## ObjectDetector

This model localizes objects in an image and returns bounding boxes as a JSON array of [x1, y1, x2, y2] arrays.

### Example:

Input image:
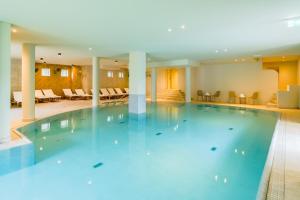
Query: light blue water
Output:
[[0, 103, 278, 200]]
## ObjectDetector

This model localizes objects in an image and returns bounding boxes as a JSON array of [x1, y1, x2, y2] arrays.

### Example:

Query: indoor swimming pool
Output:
[[0, 103, 278, 200]]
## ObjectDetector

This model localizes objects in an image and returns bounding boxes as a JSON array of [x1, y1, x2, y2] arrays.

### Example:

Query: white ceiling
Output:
[[1, 0, 300, 65]]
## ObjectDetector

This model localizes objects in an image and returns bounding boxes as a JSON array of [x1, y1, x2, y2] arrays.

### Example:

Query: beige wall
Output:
[[11, 59, 128, 96], [11, 59, 82, 96], [152, 68, 186, 92], [278, 62, 298, 90], [81, 66, 129, 94], [263, 61, 298, 90], [192, 62, 278, 104]]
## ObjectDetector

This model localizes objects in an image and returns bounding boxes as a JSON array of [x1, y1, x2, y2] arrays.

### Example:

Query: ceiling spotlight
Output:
[[43, 61, 46, 64], [88, 47, 92, 51], [58, 53, 62, 56], [40, 57, 44, 61], [168, 28, 172, 32], [12, 28, 17, 33], [180, 25, 185, 29]]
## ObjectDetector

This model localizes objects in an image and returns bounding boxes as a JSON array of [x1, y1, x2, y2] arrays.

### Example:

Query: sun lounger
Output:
[[100, 88, 112, 99], [43, 89, 61, 101], [63, 89, 80, 100], [75, 89, 92, 99], [35, 90, 49, 102], [115, 88, 127, 98], [13, 91, 22, 106]]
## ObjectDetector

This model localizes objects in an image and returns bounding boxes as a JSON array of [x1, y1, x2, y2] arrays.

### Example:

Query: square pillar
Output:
[[151, 67, 157, 102], [92, 57, 100, 106], [128, 52, 146, 114], [0, 22, 11, 143], [22, 43, 36, 121], [185, 66, 191, 102]]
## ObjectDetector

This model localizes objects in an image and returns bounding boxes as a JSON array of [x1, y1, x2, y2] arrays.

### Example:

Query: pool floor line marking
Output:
[[156, 132, 163, 136], [93, 162, 103, 168]]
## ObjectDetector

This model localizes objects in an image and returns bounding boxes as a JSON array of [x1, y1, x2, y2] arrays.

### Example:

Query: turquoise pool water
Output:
[[0, 103, 278, 200]]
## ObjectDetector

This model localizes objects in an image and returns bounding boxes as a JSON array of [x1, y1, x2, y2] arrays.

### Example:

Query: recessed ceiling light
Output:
[[11, 28, 17, 33], [215, 50, 219, 53], [58, 53, 62, 56], [40, 57, 44, 61], [180, 25, 185, 29], [43, 61, 47, 64], [168, 28, 172, 32], [89, 47, 92, 51], [224, 48, 228, 52]]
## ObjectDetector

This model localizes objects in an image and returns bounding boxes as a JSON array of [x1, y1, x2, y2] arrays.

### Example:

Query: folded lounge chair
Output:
[[43, 89, 61, 101], [63, 89, 80, 100], [75, 89, 92, 99], [35, 90, 49, 102], [13, 91, 22, 106]]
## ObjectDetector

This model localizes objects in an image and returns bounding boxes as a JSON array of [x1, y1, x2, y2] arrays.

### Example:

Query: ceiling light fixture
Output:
[[215, 50, 219, 53], [58, 53, 62, 56], [287, 18, 300, 28], [40, 57, 44, 61], [168, 28, 172, 32], [180, 25, 185, 29]]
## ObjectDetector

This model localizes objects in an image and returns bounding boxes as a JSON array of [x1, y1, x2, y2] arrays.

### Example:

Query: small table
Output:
[[204, 93, 212, 102], [239, 94, 247, 104]]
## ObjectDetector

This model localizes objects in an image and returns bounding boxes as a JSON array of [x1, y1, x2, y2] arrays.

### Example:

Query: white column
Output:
[[129, 52, 146, 114], [151, 67, 157, 102], [185, 66, 191, 103], [0, 22, 11, 143], [92, 57, 100, 106], [22, 44, 36, 121]]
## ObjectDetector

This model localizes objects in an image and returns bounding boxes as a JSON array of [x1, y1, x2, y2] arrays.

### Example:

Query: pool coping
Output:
[[2, 101, 284, 199]]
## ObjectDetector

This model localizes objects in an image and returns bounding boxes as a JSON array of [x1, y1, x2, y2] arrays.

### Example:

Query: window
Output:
[[41, 68, 50, 77], [118, 72, 124, 78], [61, 69, 69, 77], [107, 71, 113, 78]]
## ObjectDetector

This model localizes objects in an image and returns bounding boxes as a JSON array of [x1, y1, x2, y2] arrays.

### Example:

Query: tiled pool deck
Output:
[[1, 99, 299, 200]]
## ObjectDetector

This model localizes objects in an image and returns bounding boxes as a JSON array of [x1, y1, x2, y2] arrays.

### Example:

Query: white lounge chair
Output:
[[35, 90, 49, 102], [63, 89, 80, 100], [13, 91, 22, 106], [100, 88, 112, 99], [124, 88, 129, 95], [115, 88, 127, 98], [75, 89, 92, 99], [43, 89, 61, 101], [107, 88, 122, 99]]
